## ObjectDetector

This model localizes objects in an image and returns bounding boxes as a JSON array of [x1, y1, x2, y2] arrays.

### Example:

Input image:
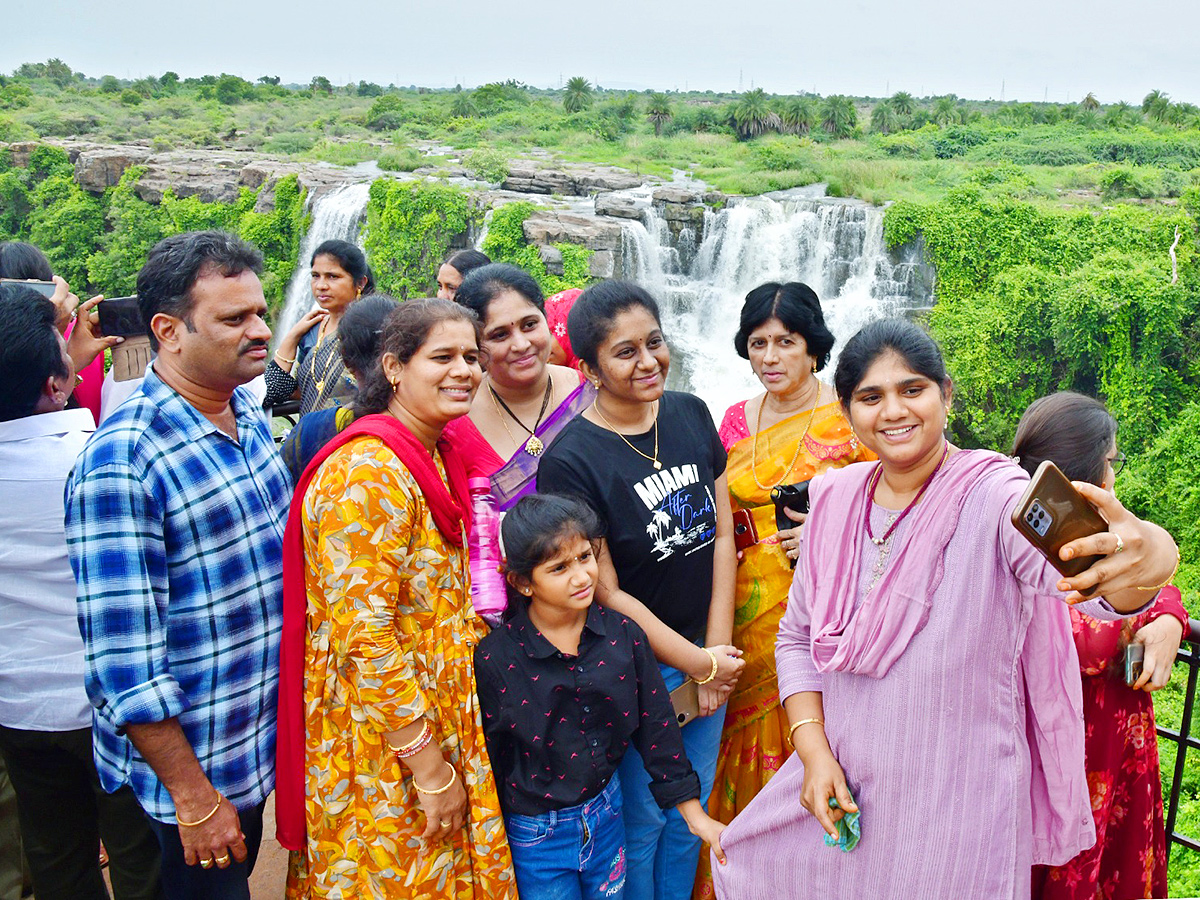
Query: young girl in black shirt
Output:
[[475, 494, 726, 899]]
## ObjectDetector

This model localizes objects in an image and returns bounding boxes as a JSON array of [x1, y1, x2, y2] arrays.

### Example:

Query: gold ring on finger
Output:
[[199, 859, 213, 869], [215, 854, 230, 865], [1113, 533, 1124, 553]]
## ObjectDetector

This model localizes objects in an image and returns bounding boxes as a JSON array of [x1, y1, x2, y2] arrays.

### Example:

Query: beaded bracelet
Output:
[[696, 649, 720, 685], [393, 727, 434, 759], [413, 763, 457, 795], [176, 793, 223, 828], [387, 722, 431, 755]]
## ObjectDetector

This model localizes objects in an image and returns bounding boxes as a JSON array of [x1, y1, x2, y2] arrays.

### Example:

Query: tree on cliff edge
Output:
[[564, 77, 594, 113]]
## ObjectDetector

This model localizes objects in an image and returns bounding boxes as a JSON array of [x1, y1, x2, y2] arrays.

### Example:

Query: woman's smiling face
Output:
[[479, 290, 551, 389]]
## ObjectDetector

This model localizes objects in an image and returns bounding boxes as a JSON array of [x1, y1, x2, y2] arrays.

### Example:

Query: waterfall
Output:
[[620, 192, 931, 419], [274, 183, 371, 345]]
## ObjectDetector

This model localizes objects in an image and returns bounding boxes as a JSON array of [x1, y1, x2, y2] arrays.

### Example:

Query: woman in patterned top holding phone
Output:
[[1013, 391, 1187, 900]]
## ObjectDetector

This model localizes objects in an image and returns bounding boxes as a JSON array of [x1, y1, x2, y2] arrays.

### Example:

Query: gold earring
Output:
[[811, 363, 817, 373], [356, 289, 362, 299], [390, 379, 399, 392], [522, 587, 531, 595]]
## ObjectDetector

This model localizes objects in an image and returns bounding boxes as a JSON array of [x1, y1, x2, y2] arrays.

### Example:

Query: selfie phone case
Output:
[[669, 679, 700, 728], [1010, 459, 1107, 578]]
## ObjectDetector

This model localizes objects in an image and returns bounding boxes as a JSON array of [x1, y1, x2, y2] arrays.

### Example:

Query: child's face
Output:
[[527, 534, 598, 615]]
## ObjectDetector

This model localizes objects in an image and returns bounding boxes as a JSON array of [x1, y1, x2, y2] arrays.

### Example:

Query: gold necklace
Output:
[[487, 374, 553, 457], [592, 399, 661, 469], [750, 382, 821, 491]]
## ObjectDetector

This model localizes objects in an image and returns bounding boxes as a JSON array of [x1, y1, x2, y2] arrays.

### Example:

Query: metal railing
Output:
[[267, 400, 302, 444], [1160, 618, 1200, 853]]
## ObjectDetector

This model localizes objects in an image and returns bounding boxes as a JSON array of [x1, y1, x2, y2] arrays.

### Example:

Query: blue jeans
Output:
[[505, 773, 627, 900], [145, 800, 263, 900], [617, 661, 725, 900]]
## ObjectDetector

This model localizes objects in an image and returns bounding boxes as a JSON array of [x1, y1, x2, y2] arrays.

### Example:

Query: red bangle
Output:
[[394, 728, 434, 759]]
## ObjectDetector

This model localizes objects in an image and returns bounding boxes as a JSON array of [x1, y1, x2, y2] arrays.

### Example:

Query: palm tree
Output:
[[450, 87, 477, 118], [563, 76, 594, 113], [732, 88, 781, 139], [1080, 92, 1101, 111], [1142, 89, 1172, 123], [820, 95, 857, 138], [1104, 101, 1140, 129], [870, 101, 901, 134], [778, 96, 816, 135], [645, 92, 673, 137], [932, 96, 958, 127], [1076, 108, 1100, 129], [889, 91, 916, 119]]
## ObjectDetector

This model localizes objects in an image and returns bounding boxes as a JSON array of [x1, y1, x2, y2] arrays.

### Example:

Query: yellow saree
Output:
[[694, 399, 872, 899]]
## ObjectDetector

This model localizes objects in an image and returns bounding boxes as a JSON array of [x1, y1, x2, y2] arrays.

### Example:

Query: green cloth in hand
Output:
[[822, 795, 861, 852]]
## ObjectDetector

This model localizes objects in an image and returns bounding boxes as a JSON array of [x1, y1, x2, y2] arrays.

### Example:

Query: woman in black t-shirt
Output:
[[537, 280, 743, 900]]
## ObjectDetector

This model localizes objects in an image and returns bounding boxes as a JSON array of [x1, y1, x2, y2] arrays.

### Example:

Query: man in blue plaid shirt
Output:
[[66, 231, 290, 898]]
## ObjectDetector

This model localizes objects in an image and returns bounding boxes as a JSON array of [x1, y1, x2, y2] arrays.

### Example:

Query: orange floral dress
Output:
[[286, 437, 516, 899]]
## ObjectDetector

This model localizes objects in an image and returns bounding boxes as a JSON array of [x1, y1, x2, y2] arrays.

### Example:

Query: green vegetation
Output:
[[481, 201, 592, 296], [0, 144, 306, 319], [4, 59, 1199, 207], [363, 179, 479, 299]]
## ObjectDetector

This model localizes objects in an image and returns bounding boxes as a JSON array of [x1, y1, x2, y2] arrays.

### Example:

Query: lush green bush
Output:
[[481, 201, 592, 295], [363, 178, 479, 298], [464, 148, 510, 184], [885, 174, 1197, 459], [377, 146, 423, 172]]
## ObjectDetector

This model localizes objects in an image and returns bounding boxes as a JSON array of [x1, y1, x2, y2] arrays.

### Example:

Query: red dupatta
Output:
[[274, 413, 476, 851]]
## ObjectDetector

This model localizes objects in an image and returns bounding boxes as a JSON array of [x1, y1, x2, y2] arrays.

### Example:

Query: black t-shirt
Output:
[[474, 603, 701, 817], [537, 391, 727, 644]]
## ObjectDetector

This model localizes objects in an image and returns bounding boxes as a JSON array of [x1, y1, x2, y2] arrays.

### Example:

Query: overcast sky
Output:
[[7, 0, 1198, 105]]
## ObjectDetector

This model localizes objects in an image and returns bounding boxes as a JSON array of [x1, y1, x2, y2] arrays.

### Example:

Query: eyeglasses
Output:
[[1107, 451, 1126, 477]]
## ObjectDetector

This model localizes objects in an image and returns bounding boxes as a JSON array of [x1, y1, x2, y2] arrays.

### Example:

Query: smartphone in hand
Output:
[[97, 296, 147, 338], [1011, 460, 1107, 578]]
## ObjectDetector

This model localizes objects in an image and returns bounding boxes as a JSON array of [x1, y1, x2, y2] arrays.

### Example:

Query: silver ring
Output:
[[440, 819, 452, 827], [1113, 533, 1125, 554]]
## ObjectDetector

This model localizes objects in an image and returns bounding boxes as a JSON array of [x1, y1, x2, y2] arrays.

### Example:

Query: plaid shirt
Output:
[[65, 367, 289, 821]]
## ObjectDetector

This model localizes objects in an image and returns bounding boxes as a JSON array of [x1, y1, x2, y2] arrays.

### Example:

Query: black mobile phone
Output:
[[97, 296, 147, 339], [771, 481, 811, 533], [1010, 460, 1107, 578], [0, 278, 56, 298]]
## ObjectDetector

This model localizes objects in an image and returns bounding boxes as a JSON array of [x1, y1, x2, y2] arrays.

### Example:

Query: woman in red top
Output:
[[1013, 391, 1187, 900]]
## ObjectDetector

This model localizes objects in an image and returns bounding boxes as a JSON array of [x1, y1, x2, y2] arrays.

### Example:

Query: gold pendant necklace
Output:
[[593, 399, 661, 469], [488, 374, 553, 457]]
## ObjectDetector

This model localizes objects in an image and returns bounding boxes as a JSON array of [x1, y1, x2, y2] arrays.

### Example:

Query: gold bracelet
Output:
[[413, 763, 457, 795], [387, 722, 431, 754], [274, 352, 295, 367], [695, 648, 720, 685], [175, 793, 223, 828], [788, 718, 825, 750], [1137, 552, 1180, 592]]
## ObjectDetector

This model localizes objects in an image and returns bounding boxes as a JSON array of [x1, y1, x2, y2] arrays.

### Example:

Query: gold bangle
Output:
[[788, 718, 825, 750], [175, 793, 223, 828], [695, 648, 720, 685], [413, 763, 457, 795], [387, 722, 431, 754], [274, 352, 295, 367], [1138, 552, 1180, 592]]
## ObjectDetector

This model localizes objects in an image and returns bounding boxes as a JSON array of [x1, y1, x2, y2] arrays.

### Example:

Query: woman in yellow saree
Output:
[[694, 282, 873, 899]]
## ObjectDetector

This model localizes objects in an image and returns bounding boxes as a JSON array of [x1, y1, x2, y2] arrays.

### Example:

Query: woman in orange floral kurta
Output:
[[282, 300, 515, 899]]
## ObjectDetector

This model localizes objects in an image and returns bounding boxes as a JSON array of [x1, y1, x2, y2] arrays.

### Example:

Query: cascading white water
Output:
[[620, 192, 929, 419], [273, 183, 371, 345]]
